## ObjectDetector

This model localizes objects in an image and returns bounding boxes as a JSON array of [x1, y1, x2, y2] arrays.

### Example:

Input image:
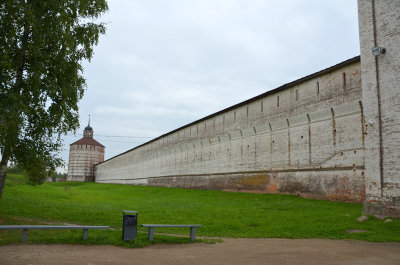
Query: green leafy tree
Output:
[[0, 0, 108, 197]]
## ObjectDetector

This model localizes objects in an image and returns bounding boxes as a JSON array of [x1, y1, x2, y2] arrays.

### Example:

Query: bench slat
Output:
[[0, 225, 109, 242], [141, 224, 202, 228], [0, 225, 109, 230], [141, 224, 202, 242]]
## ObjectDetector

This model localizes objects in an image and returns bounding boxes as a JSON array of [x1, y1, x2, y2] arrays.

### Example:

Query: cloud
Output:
[[59, 0, 360, 170]]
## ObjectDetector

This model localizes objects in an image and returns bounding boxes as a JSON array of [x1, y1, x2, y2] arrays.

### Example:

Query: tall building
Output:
[[67, 120, 105, 182]]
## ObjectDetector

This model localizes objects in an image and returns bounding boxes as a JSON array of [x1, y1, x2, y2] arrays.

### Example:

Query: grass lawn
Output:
[[0, 173, 399, 247]]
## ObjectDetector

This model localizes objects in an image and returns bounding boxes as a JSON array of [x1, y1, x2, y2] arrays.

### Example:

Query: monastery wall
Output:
[[96, 58, 365, 202]]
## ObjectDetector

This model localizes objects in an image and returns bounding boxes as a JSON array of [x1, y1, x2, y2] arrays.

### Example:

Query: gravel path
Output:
[[1, 238, 400, 265]]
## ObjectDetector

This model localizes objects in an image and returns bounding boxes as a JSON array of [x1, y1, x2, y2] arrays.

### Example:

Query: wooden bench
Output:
[[141, 224, 202, 242], [0, 225, 110, 242]]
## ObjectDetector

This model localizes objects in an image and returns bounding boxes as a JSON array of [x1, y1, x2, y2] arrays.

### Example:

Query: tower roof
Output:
[[71, 115, 105, 147], [70, 137, 105, 147]]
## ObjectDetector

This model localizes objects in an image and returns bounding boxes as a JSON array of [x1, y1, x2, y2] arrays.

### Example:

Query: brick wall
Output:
[[95, 59, 366, 202], [67, 144, 105, 182], [358, 0, 400, 217]]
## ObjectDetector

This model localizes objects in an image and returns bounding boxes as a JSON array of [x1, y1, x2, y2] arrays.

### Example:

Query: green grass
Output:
[[0, 173, 399, 247]]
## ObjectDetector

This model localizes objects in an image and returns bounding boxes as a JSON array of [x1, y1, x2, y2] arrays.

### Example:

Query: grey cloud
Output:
[[59, 0, 359, 171]]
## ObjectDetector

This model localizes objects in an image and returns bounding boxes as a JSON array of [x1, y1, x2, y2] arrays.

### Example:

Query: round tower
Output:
[[67, 119, 105, 182]]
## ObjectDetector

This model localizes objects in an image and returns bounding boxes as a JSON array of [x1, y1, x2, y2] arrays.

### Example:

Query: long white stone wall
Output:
[[96, 59, 366, 202]]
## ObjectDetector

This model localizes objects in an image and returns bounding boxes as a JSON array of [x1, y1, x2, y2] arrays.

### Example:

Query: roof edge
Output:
[[70, 137, 105, 147]]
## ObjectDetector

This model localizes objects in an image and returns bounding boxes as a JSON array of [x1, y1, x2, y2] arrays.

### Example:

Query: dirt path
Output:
[[1, 238, 400, 265]]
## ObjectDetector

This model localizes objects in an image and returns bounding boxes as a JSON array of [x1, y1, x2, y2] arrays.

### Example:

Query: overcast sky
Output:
[[61, 0, 360, 172]]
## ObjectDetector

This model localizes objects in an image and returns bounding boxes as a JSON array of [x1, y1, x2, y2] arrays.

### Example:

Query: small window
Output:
[[234, 111, 236, 122], [246, 106, 249, 117], [342, 72, 346, 89], [316, 81, 320, 95], [277, 96, 280, 107], [295, 89, 298, 101], [261, 101, 263, 112]]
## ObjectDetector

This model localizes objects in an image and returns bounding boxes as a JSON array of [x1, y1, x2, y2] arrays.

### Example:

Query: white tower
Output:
[[66, 119, 105, 182]]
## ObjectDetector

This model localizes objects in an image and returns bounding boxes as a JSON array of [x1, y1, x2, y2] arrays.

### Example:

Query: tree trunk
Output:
[[14, 22, 29, 91], [0, 149, 10, 199]]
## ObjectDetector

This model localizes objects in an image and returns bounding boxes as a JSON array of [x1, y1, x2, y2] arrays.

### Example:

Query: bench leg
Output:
[[190, 227, 196, 242], [22, 229, 28, 242], [148, 227, 154, 241], [82, 229, 88, 240]]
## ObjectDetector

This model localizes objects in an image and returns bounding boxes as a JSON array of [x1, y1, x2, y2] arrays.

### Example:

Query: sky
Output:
[[60, 0, 360, 172]]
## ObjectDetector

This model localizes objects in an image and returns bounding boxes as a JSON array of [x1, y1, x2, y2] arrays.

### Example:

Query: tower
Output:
[[66, 118, 105, 182], [358, 0, 400, 217]]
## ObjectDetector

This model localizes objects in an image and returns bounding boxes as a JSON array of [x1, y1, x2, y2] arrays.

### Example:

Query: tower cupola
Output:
[[84, 116, 93, 138]]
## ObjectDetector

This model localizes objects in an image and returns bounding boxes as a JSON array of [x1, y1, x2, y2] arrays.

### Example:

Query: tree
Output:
[[0, 0, 108, 198]]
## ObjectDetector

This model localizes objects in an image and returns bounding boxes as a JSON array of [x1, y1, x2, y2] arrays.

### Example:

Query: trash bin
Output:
[[122, 210, 138, 241]]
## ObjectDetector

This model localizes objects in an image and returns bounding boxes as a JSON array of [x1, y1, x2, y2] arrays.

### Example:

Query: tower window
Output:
[[342, 72, 346, 89], [316, 81, 320, 95], [277, 96, 280, 107]]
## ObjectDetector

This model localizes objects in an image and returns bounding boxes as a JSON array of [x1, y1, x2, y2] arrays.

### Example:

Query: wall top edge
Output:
[[97, 56, 361, 166]]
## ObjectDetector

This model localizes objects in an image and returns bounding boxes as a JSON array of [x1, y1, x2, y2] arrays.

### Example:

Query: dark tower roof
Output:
[[70, 137, 105, 147], [71, 116, 105, 147]]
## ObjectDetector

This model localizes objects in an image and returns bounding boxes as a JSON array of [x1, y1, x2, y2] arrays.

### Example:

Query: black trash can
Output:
[[122, 210, 138, 241]]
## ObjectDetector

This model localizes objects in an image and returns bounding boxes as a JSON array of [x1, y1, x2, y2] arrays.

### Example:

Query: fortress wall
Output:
[[358, 0, 400, 217], [96, 59, 365, 202], [67, 145, 105, 182]]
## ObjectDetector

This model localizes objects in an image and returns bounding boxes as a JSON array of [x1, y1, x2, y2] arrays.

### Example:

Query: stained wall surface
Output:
[[96, 58, 366, 202], [358, 0, 400, 217]]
